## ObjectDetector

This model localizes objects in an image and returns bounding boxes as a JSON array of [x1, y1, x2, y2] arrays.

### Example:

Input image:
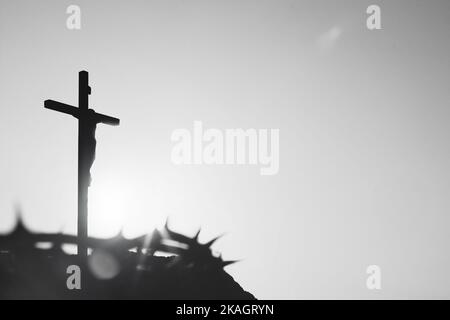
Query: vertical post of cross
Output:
[[78, 71, 90, 259]]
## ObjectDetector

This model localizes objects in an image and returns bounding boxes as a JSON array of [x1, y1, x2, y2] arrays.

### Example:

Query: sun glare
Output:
[[88, 177, 167, 239]]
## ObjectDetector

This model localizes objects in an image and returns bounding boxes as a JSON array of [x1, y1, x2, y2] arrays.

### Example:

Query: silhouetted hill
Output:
[[0, 221, 255, 300], [0, 252, 254, 299]]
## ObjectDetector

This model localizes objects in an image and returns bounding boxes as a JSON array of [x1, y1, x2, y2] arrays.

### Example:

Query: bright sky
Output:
[[1, 0, 450, 299]]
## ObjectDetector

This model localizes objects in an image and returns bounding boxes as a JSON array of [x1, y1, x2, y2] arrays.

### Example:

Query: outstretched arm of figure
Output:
[[44, 100, 80, 119], [92, 110, 120, 126]]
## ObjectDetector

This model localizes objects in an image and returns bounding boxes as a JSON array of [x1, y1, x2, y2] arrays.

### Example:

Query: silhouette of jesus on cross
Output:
[[44, 71, 120, 259]]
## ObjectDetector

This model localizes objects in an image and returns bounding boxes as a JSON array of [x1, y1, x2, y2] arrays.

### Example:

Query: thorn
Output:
[[149, 229, 162, 247], [221, 260, 239, 268], [193, 229, 201, 240], [164, 217, 170, 230], [204, 234, 224, 247], [12, 210, 29, 235], [115, 228, 125, 239], [14, 204, 23, 222]]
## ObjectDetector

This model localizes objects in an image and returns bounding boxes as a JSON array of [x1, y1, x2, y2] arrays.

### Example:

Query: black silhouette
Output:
[[44, 71, 119, 259], [0, 218, 254, 299]]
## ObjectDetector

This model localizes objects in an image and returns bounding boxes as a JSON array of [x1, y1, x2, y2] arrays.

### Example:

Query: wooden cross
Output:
[[44, 71, 120, 258]]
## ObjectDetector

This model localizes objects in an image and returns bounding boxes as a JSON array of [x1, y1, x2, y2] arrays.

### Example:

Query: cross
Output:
[[44, 71, 120, 259]]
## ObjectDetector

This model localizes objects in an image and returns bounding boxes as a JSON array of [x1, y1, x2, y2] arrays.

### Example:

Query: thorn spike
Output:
[[205, 234, 224, 247], [164, 217, 170, 230], [221, 260, 239, 268]]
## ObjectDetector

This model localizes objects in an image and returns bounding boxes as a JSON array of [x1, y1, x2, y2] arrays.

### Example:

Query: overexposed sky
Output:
[[1, 0, 450, 299]]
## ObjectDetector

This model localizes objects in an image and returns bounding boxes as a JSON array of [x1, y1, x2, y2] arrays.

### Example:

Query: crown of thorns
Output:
[[0, 217, 237, 269]]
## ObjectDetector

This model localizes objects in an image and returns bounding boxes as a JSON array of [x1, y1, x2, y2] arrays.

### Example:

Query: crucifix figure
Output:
[[44, 71, 120, 259]]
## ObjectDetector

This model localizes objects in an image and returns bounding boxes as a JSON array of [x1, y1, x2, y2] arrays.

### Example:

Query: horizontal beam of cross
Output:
[[44, 99, 120, 126]]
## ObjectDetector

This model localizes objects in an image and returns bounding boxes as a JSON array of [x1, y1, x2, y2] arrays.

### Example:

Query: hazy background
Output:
[[1, 0, 449, 299]]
